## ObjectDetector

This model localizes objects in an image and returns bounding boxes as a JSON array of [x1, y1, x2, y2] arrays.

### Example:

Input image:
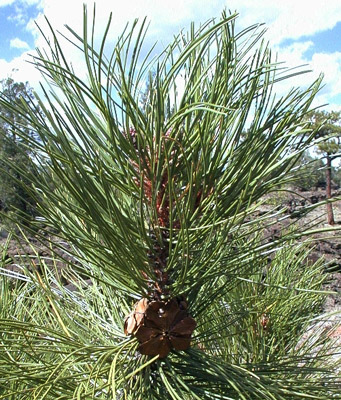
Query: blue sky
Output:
[[0, 1, 40, 61], [1, 0, 341, 111]]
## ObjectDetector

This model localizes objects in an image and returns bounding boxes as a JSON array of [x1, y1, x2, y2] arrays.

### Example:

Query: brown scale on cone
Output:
[[124, 297, 196, 358], [124, 128, 198, 357]]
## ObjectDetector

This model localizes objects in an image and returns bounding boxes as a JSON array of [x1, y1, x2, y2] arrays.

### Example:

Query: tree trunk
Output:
[[326, 153, 335, 225]]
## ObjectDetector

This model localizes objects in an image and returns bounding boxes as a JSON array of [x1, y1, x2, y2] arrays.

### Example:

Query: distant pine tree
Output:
[[0, 78, 41, 224], [306, 110, 341, 224]]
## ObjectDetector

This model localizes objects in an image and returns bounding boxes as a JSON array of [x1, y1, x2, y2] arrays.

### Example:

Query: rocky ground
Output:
[[260, 188, 341, 309], [259, 188, 341, 361]]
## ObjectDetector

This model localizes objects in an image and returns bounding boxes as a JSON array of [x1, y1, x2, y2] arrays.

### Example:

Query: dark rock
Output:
[[331, 242, 341, 250], [310, 195, 319, 204]]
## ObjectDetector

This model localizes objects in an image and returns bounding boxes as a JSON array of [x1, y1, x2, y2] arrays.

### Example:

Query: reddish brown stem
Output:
[[326, 153, 335, 226]]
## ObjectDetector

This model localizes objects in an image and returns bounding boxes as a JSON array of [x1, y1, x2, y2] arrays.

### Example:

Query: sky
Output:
[[1, 0, 341, 111]]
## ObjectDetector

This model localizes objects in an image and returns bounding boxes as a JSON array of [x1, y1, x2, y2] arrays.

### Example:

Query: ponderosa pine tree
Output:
[[0, 8, 340, 400], [0, 78, 40, 224], [306, 110, 341, 225]]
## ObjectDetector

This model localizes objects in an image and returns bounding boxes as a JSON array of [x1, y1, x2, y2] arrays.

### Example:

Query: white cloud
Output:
[[311, 52, 341, 95], [310, 52, 341, 110], [10, 37, 30, 49], [2, 0, 341, 113], [225, 0, 341, 45], [28, 0, 225, 50], [36, 0, 221, 28], [23, 0, 227, 94], [26, 0, 341, 72], [22, 0, 341, 53], [0, 0, 15, 6], [21, 0, 41, 5], [216, 1, 341, 111], [0, 50, 41, 89], [268, 39, 341, 111]]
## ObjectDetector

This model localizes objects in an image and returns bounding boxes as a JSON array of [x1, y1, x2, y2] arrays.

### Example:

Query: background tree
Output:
[[0, 78, 40, 225], [306, 110, 341, 224], [293, 151, 325, 191], [0, 9, 340, 399]]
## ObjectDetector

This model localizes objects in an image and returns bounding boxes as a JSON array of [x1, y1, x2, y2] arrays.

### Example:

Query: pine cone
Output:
[[124, 297, 196, 358]]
